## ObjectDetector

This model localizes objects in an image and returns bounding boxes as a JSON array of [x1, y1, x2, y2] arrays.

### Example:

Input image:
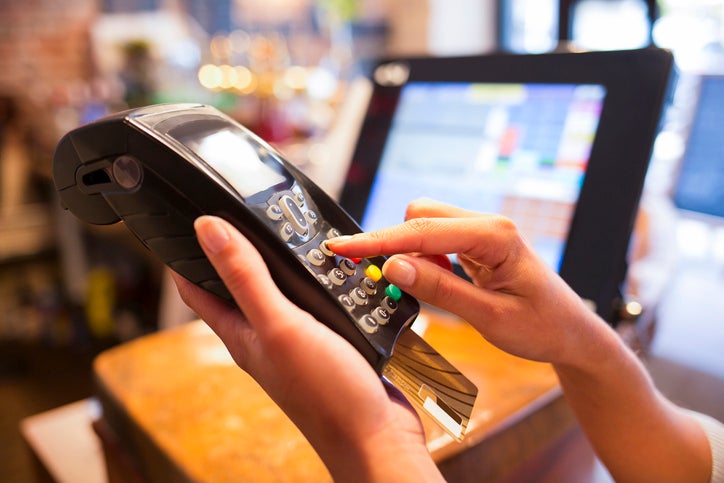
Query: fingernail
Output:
[[195, 216, 230, 254], [325, 235, 353, 252], [383, 257, 416, 287], [328, 235, 353, 244]]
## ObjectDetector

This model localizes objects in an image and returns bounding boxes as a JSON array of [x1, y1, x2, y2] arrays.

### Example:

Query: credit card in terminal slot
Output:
[[51, 103, 477, 441], [383, 328, 477, 441]]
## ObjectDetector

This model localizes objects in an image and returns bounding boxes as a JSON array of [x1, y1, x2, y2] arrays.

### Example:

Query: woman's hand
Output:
[[330, 199, 713, 483], [328, 198, 601, 368], [172, 216, 443, 482]]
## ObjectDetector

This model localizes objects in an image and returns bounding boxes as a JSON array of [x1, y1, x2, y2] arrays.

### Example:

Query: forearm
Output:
[[552, 314, 711, 483]]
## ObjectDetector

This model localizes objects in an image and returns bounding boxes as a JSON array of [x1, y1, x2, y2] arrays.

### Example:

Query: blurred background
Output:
[[0, 0, 722, 481]]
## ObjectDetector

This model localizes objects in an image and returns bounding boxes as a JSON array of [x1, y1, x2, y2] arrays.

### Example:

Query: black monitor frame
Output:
[[339, 48, 674, 323]]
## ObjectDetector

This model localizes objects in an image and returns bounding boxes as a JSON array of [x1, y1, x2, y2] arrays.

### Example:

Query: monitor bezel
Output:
[[338, 48, 674, 323]]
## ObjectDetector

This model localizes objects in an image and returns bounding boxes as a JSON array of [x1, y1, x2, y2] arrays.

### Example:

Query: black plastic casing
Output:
[[53, 104, 420, 373]]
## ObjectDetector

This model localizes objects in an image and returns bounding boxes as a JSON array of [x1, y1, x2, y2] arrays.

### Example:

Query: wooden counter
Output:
[[93, 312, 588, 482]]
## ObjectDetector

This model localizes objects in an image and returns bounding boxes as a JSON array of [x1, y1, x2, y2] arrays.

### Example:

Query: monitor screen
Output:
[[359, 81, 606, 270], [673, 75, 724, 220]]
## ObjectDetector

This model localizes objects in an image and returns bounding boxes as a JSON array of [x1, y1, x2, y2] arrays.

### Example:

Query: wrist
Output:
[[359, 430, 443, 482], [321, 423, 443, 482], [551, 304, 655, 406], [551, 302, 622, 375]]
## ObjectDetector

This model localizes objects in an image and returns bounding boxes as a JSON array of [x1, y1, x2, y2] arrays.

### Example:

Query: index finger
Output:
[[328, 215, 521, 272], [404, 198, 484, 220]]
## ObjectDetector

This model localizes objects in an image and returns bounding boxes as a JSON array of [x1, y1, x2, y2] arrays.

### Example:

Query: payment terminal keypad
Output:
[[255, 183, 406, 349]]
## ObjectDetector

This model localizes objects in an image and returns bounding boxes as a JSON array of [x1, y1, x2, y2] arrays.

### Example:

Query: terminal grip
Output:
[[103, 169, 234, 303]]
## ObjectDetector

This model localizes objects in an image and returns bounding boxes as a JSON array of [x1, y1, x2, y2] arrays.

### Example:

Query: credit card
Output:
[[383, 328, 477, 441]]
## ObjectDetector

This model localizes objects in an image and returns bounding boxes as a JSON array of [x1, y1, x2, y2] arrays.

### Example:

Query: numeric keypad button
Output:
[[349, 287, 369, 306], [381, 296, 398, 313], [339, 258, 357, 276], [305, 210, 318, 225], [266, 204, 283, 221], [280, 222, 294, 241], [358, 314, 379, 334], [317, 274, 333, 290], [327, 268, 346, 286], [319, 240, 334, 256], [371, 307, 390, 325], [306, 248, 326, 266], [338, 294, 355, 312], [360, 277, 377, 295]]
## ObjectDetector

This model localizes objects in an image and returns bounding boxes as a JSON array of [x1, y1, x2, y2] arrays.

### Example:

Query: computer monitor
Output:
[[339, 49, 674, 323], [673, 74, 724, 221]]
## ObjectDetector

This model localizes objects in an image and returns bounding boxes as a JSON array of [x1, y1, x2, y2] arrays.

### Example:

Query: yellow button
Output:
[[365, 264, 382, 282]]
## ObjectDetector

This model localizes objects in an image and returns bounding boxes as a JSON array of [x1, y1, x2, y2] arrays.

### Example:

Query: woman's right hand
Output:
[[328, 198, 605, 368]]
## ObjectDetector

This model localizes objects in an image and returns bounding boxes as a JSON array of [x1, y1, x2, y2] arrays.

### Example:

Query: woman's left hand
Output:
[[171, 216, 443, 482]]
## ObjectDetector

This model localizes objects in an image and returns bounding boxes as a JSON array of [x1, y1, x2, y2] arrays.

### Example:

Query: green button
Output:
[[385, 284, 402, 301]]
